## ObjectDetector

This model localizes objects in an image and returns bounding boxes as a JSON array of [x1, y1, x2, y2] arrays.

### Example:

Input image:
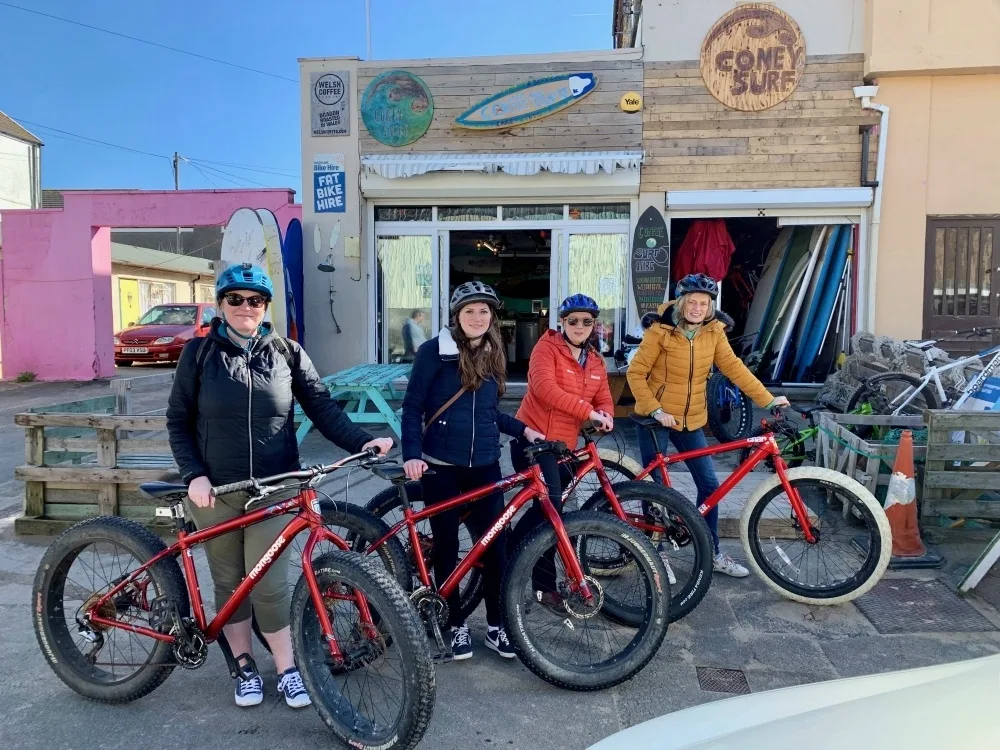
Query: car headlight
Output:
[[153, 337, 175, 345], [113, 336, 120, 345]]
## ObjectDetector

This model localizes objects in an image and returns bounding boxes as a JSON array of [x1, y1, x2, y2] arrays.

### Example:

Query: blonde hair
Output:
[[673, 295, 716, 326]]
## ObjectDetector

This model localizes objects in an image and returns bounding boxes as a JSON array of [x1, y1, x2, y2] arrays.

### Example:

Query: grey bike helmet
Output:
[[450, 281, 500, 314]]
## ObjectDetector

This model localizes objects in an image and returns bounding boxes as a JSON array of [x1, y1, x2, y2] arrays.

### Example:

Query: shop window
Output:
[[567, 233, 628, 355], [569, 203, 630, 221], [376, 236, 434, 363], [501, 205, 564, 221], [437, 206, 498, 222], [375, 206, 433, 222]]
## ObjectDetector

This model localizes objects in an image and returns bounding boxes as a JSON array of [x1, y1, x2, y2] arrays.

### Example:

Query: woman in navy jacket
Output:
[[401, 282, 542, 661]]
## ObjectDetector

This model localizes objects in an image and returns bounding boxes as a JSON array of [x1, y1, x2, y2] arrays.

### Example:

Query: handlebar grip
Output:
[[210, 479, 256, 498]]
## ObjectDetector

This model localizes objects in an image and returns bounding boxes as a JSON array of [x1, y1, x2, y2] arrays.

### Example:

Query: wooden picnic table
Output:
[[295, 363, 411, 443]]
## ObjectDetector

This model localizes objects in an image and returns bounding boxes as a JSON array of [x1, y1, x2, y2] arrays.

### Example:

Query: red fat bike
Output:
[[32, 450, 434, 750], [584, 411, 893, 616], [366, 432, 712, 626], [364, 440, 671, 691]]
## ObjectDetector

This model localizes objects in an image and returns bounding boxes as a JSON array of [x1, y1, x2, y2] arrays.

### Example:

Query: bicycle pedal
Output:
[[432, 650, 455, 664]]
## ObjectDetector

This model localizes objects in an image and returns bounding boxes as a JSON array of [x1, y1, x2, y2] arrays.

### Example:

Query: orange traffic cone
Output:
[[883, 430, 943, 568]]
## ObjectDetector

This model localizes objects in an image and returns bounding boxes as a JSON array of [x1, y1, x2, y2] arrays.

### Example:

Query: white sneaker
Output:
[[234, 654, 264, 707], [713, 552, 750, 578], [277, 667, 312, 708]]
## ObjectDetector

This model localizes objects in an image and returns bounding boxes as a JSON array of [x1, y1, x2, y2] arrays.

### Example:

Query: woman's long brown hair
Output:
[[452, 312, 508, 396]]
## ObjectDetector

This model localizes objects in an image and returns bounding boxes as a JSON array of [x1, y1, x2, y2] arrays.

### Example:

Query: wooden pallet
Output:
[[923, 410, 1000, 522]]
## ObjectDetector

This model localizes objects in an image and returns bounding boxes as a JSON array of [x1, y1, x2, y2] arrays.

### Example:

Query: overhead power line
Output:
[[0, 1, 297, 83], [11, 117, 170, 160]]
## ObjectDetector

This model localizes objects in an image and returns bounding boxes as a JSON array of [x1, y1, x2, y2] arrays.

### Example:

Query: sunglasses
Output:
[[223, 293, 268, 309], [565, 317, 595, 327]]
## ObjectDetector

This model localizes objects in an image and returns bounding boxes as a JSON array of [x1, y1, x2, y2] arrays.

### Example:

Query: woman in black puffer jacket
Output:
[[401, 282, 542, 662], [166, 263, 391, 709]]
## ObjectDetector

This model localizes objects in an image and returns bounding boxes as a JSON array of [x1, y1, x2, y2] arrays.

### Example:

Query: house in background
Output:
[[0, 111, 42, 215]]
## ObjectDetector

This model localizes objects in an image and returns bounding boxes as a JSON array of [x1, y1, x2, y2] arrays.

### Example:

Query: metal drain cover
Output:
[[855, 579, 998, 634], [696, 666, 751, 694]]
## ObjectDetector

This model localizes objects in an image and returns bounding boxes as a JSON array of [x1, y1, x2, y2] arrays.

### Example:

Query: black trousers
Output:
[[421, 462, 506, 628], [508, 437, 575, 592]]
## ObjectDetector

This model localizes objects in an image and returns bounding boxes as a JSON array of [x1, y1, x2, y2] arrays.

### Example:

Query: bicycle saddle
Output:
[[628, 413, 659, 428], [522, 440, 568, 460], [794, 405, 826, 418], [139, 482, 190, 501]]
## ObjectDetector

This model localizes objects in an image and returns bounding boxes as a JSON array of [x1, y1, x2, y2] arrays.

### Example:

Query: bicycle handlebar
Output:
[[210, 448, 381, 499]]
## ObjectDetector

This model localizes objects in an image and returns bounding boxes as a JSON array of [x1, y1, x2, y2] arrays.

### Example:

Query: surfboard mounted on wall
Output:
[[455, 73, 598, 129], [630, 206, 670, 319]]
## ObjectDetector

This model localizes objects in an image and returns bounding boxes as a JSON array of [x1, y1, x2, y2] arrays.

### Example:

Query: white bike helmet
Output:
[[450, 281, 500, 314]]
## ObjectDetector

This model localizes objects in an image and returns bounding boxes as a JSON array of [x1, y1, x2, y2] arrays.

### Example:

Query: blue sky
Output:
[[0, 0, 612, 195]]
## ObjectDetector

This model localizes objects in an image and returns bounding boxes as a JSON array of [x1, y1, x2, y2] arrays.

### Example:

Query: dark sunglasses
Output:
[[223, 293, 268, 309], [565, 317, 595, 327]]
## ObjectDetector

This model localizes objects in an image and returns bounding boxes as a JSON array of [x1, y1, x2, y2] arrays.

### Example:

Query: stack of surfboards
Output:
[[744, 224, 854, 383], [219, 208, 305, 343]]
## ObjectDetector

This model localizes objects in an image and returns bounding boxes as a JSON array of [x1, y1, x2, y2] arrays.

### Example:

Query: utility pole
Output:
[[173, 152, 181, 254], [365, 0, 372, 60]]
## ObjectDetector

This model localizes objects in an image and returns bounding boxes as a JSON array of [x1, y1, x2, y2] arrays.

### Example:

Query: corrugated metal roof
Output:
[[0, 111, 42, 146]]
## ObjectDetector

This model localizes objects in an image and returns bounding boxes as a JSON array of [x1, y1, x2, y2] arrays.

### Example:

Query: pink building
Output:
[[0, 189, 300, 381]]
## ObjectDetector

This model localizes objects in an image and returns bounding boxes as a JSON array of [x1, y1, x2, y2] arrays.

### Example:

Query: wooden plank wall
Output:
[[642, 54, 878, 192], [357, 59, 643, 154]]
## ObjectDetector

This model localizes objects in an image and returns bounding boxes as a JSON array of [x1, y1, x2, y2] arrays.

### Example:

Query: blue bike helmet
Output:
[[216, 263, 274, 300], [675, 273, 718, 300], [558, 294, 600, 318]]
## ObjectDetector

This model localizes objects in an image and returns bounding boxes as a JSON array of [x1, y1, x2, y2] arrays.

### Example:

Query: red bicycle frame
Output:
[[623, 427, 817, 544], [84, 488, 370, 663], [370, 458, 597, 602]]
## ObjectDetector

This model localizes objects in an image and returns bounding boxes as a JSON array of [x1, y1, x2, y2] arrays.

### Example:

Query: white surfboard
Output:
[[255, 208, 288, 337], [313, 224, 323, 255], [744, 227, 793, 353], [771, 226, 827, 380], [221, 208, 267, 269]]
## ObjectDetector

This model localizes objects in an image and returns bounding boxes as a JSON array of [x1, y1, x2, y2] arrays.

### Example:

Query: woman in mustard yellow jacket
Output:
[[626, 273, 788, 577]]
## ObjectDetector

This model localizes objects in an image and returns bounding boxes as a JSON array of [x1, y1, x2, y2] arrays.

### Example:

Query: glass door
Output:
[[554, 230, 629, 357], [375, 232, 439, 363]]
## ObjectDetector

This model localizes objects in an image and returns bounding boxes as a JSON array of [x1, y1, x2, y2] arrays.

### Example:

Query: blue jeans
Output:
[[636, 425, 721, 554]]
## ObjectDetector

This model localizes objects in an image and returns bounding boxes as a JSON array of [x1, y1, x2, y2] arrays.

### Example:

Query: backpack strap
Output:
[[271, 336, 295, 369]]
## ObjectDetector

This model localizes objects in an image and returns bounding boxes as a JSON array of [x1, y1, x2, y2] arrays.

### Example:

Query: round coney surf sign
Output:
[[700, 4, 806, 112]]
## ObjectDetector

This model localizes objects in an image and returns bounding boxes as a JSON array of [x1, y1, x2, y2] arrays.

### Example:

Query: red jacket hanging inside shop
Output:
[[671, 219, 735, 284]]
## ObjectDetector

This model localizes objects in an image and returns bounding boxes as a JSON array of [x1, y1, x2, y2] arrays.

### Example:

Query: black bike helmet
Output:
[[675, 273, 719, 300]]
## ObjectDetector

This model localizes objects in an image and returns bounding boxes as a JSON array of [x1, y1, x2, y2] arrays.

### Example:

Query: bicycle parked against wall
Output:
[[32, 450, 435, 750], [591, 410, 892, 613], [364, 440, 673, 690], [847, 327, 1000, 416]]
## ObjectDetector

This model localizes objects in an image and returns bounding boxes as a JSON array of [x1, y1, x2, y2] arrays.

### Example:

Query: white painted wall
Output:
[[299, 58, 365, 376], [0, 134, 33, 211], [641, 0, 866, 61]]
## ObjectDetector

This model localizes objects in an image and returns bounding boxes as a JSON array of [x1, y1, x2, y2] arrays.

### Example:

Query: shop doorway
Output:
[[449, 230, 551, 377], [670, 217, 858, 385]]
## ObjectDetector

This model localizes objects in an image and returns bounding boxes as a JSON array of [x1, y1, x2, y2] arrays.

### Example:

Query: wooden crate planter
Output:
[[817, 412, 927, 499], [922, 410, 1000, 523], [14, 412, 178, 535]]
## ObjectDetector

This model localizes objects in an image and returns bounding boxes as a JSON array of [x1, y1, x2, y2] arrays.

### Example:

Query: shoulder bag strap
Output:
[[422, 387, 466, 436]]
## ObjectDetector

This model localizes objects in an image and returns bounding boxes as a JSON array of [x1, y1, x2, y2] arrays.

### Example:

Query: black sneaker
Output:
[[277, 667, 312, 708], [485, 627, 516, 659], [234, 654, 263, 707], [533, 590, 567, 616], [450, 624, 473, 661]]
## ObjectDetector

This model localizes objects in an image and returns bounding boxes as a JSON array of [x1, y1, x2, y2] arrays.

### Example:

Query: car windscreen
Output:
[[137, 306, 198, 325]]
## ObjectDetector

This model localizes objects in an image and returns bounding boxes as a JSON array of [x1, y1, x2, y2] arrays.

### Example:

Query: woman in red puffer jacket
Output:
[[508, 295, 614, 595]]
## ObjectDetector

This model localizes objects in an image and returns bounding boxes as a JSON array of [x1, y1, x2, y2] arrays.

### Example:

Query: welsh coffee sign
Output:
[[700, 4, 806, 112]]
